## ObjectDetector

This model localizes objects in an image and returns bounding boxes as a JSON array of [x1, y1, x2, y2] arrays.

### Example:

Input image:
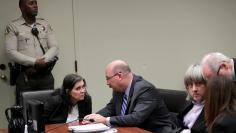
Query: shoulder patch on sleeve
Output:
[[4, 26, 11, 35]]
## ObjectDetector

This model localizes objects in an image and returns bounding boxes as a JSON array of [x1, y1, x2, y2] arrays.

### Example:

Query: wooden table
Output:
[[0, 122, 151, 133]]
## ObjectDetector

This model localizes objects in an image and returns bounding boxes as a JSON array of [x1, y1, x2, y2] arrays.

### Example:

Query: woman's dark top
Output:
[[212, 112, 236, 133]]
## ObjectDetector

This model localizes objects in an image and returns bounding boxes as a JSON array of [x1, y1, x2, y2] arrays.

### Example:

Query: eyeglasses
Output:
[[106, 73, 119, 80], [216, 65, 222, 76]]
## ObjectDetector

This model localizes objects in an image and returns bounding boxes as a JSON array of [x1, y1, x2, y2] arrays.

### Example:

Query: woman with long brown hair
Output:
[[205, 76, 236, 133]]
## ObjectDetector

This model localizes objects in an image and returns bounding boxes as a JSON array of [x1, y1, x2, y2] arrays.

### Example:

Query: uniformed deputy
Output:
[[5, 0, 59, 105]]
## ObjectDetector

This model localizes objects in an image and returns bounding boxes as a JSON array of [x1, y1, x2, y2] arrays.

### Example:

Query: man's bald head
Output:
[[106, 60, 131, 74]]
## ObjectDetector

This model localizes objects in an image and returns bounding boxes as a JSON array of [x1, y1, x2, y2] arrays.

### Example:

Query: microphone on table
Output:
[[45, 117, 95, 133]]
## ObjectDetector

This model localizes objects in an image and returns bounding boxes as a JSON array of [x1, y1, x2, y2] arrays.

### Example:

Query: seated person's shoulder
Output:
[[214, 112, 236, 127], [46, 89, 63, 104]]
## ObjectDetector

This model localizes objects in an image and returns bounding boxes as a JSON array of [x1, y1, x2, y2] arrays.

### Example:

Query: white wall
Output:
[[1, 0, 236, 128], [76, 0, 236, 111]]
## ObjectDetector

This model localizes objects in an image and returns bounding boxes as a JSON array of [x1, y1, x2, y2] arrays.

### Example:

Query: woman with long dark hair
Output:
[[205, 76, 236, 133], [43, 73, 92, 123]]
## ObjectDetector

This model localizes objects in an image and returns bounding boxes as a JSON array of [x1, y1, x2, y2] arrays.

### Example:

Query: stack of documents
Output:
[[68, 123, 110, 132]]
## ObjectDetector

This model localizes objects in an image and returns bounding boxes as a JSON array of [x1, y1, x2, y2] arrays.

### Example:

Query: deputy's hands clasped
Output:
[[35, 57, 47, 68]]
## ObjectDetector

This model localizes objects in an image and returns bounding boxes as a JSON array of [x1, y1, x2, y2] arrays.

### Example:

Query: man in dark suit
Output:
[[83, 60, 175, 133], [178, 103, 207, 133], [177, 64, 207, 133], [201, 52, 236, 82]]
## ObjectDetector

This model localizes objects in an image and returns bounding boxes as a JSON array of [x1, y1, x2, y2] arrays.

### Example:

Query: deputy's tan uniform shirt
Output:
[[5, 16, 59, 66]]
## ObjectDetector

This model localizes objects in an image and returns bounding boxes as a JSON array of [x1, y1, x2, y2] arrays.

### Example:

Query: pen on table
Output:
[[79, 118, 95, 122]]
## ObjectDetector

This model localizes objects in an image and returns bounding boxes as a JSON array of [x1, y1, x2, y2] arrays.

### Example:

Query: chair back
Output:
[[21, 90, 54, 121], [157, 88, 188, 126]]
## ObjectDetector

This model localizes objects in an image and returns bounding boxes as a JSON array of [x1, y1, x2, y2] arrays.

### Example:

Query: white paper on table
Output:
[[68, 123, 110, 133]]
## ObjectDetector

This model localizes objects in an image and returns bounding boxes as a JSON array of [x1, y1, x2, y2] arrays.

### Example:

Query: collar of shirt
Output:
[[124, 78, 132, 98], [18, 16, 41, 26], [183, 102, 204, 129]]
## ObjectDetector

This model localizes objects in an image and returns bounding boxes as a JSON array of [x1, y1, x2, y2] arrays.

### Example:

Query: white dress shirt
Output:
[[66, 104, 79, 123], [183, 101, 204, 129]]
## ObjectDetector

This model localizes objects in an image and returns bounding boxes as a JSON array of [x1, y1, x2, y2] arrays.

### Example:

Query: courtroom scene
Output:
[[0, 0, 236, 133]]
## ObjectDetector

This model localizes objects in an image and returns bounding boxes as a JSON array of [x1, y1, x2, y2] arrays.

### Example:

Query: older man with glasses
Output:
[[83, 60, 176, 133], [200, 52, 236, 81]]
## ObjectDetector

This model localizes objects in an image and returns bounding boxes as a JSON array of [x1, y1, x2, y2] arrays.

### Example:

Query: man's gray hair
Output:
[[201, 52, 231, 73]]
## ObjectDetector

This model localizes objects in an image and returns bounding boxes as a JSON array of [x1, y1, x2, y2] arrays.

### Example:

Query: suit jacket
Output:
[[212, 112, 236, 133], [97, 75, 175, 133], [178, 102, 207, 133], [43, 89, 92, 124]]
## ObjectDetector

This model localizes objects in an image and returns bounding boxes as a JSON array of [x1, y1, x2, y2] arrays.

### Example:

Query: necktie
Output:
[[121, 94, 127, 116]]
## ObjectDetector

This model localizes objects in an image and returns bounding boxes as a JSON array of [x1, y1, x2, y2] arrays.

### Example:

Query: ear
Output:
[[221, 62, 231, 70], [117, 72, 123, 79]]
